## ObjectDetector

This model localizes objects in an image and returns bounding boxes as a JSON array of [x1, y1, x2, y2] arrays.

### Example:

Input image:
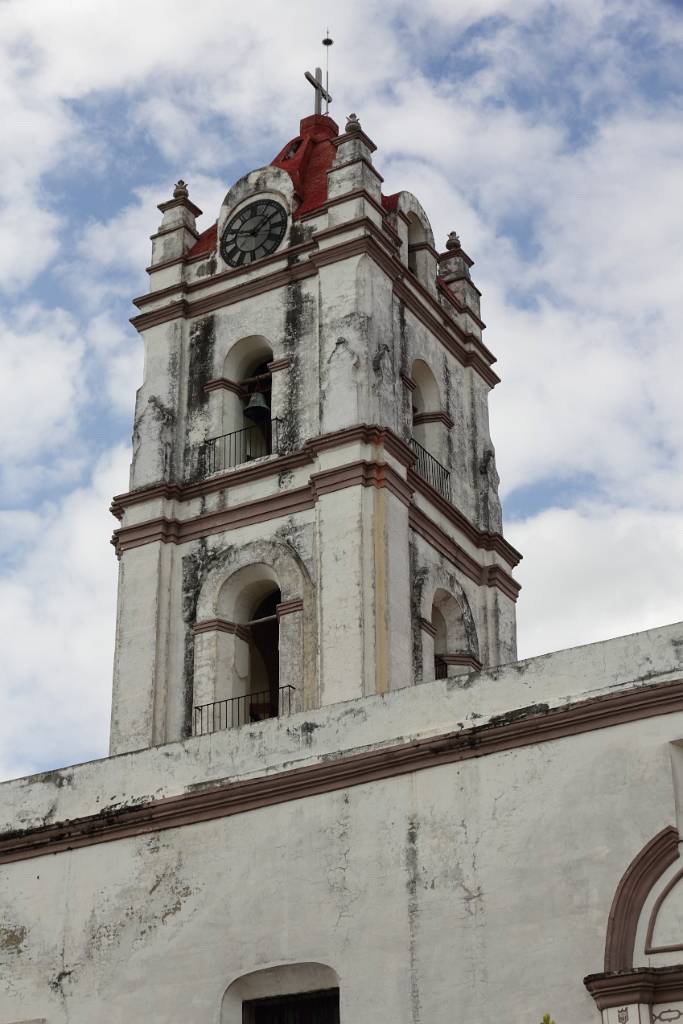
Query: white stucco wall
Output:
[[2, 623, 683, 1024]]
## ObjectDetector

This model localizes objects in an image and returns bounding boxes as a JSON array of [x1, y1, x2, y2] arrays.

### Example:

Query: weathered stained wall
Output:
[[2, 623, 683, 1023]]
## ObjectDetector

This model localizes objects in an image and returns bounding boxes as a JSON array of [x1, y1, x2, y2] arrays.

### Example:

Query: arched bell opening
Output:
[[216, 336, 275, 470], [239, 358, 273, 462]]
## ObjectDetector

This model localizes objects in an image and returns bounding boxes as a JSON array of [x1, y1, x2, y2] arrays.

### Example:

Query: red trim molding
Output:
[[585, 966, 683, 1009], [409, 505, 521, 600], [310, 460, 413, 507], [418, 617, 437, 637], [110, 449, 312, 519], [442, 653, 482, 671], [2, 678, 682, 866], [204, 377, 244, 395], [408, 468, 522, 568], [193, 619, 251, 642], [112, 486, 316, 555], [267, 357, 291, 373], [276, 598, 304, 619], [131, 222, 499, 389], [401, 373, 416, 392], [413, 410, 455, 429], [604, 825, 680, 971]]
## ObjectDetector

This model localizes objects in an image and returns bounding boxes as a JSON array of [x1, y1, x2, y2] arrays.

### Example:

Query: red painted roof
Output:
[[271, 114, 339, 218], [187, 222, 217, 259], [186, 114, 395, 259]]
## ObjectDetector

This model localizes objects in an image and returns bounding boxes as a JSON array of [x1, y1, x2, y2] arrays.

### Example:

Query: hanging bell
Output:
[[243, 392, 271, 423]]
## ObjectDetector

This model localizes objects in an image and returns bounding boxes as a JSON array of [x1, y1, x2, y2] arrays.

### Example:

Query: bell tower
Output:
[[109, 102, 521, 756]]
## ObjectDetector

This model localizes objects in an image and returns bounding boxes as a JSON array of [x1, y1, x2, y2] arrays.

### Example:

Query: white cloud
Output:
[[0, 445, 128, 781], [509, 503, 683, 659], [0, 304, 84, 463], [1, 0, 682, 778]]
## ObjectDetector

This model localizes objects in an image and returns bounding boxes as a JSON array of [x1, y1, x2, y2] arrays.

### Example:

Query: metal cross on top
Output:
[[304, 67, 332, 116]]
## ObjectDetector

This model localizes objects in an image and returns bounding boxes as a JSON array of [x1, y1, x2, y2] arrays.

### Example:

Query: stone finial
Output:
[[173, 180, 189, 199], [345, 113, 361, 133], [446, 231, 461, 251]]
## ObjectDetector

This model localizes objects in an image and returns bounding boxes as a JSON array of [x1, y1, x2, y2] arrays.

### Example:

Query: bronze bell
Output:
[[243, 392, 271, 423]]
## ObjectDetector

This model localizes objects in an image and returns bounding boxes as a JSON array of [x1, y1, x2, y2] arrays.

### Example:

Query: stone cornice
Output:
[[2, 678, 682, 865], [131, 220, 499, 389], [407, 468, 522, 569], [110, 426, 520, 582], [298, 187, 387, 224], [157, 196, 203, 218], [585, 965, 683, 1009], [112, 479, 519, 598]]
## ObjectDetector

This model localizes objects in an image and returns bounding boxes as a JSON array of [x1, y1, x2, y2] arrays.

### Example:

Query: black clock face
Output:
[[220, 199, 287, 267]]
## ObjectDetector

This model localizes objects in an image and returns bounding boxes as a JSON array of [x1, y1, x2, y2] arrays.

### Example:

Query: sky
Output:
[[0, 0, 682, 781]]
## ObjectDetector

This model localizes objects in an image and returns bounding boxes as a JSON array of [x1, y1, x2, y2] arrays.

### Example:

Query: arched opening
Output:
[[206, 336, 275, 473], [407, 212, 426, 277], [410, 359, 451, 499], [431, 587, 471, 679], [221, 965, 341, 1024], [246, 586, 281, 718], [219, 568, 282, 723]]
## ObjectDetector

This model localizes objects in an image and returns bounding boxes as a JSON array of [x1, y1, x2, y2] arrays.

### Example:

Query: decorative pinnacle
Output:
[[345, 112, 362, 133], [446, 231, 461, 251], [173, 180, 189, 199]]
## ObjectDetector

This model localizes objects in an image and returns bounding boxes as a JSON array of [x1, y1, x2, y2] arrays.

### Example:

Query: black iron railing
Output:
[[194, 684, 296, 736], [199, 419, 281, 476], [410, 437, 452, 501]]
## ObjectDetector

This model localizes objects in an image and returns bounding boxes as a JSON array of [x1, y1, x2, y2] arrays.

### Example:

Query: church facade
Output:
[[1, 100, 683, 1024]]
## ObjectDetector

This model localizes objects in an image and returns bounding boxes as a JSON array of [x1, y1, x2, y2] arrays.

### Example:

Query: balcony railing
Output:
[[199, 419, 282, 476], [410, 437, 452, 501], [194, 685, 296, 736]]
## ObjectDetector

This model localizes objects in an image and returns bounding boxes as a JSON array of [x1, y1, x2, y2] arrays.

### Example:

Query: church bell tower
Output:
[[109, 91, 521, 755]]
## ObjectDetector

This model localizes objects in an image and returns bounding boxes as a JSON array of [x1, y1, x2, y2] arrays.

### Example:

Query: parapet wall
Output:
[[2, 620, 682, 839]]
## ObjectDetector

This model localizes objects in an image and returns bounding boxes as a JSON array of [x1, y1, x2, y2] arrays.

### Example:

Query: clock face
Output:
[[220, 199, 287, 267]]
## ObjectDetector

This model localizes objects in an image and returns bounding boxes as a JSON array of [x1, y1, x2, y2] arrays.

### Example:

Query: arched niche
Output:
[[220, 963, 340, 1024], [192, 540, 311, 731], [431, 587, 477, 679], [390, 190, 436, 292], [414, 566, 480, 682]]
